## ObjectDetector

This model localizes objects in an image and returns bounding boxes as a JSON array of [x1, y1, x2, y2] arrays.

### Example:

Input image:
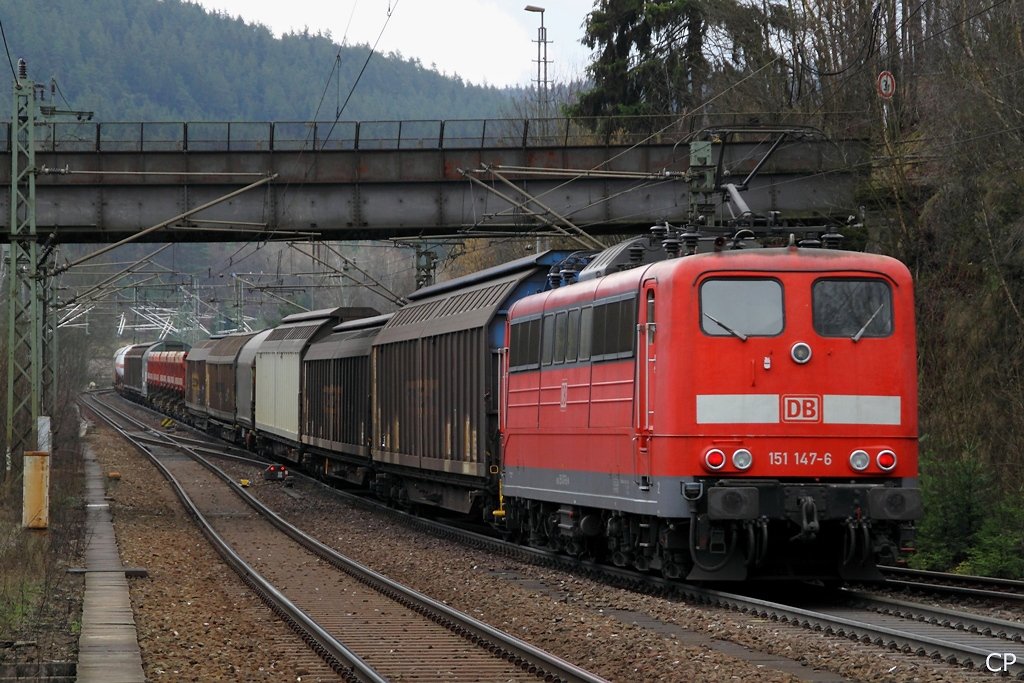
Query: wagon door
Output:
[[634, 280, 657, 489]]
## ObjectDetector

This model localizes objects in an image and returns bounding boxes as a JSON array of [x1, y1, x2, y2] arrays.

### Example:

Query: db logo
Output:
[[782, 395, 821, 422]]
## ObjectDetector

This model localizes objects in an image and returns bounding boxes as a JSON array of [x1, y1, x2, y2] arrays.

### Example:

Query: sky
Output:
[[194, 0, 597, 88]]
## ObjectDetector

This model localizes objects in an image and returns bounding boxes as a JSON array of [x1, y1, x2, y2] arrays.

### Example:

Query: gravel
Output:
[[89, 429, 332, 682], [87, 421, 994, 682]]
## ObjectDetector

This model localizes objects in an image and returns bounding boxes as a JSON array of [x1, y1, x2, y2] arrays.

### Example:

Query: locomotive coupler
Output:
[[791, 496, 820, 542]]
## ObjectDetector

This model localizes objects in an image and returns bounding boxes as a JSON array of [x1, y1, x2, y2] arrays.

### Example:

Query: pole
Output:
[[524, 6, 550, 131], [6, 60, 42, 476]]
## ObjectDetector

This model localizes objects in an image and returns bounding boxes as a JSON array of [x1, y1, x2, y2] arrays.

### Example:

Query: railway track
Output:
[[290, 472, 1024, 679], [879, 565, 1024, 602], [82, 392, 608, 683], [92, 391, 1024, 679], [692, 587, 1024, 679]]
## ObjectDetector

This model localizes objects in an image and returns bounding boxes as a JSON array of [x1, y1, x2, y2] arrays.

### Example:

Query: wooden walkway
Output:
[[77, 446, 146, 683]]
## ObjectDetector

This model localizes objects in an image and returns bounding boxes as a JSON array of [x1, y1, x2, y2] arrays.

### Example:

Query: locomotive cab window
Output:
[[700, 278, 783, 338], [553, 311, 569, 364], [541, 314, 555, 365], [578, 307, 593, 361], [591, 295, 637, 361], [565, 309, 581, 362], [813, 279, 893, 338], [509, 317, 541, 371]]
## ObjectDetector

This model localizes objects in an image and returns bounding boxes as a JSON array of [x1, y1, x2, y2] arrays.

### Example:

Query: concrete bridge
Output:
[[1, 116, 867, 245]]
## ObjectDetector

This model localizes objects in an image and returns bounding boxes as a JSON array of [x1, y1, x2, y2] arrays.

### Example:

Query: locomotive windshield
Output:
[[700, 278, 783, 337], [813, 279, 893, 338]]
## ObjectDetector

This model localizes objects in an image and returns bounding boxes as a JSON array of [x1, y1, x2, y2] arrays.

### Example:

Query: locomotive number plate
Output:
[[768, 451, 832, 467]]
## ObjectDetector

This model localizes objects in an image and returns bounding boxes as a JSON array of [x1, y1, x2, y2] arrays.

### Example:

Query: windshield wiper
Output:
[[851, 303, 885, 342], [703, 312, 748, 341]]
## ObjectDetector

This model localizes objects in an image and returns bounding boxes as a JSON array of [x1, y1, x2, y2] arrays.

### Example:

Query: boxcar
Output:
[[145, 349, 188, 417], [206, 331, 261, 441], [253, 307, 378, 461], [123, 340, 189, 401], [185, 337, 220, 428], [113, 344, 132, 389], [301, 314, 392, 485], [235, 328, 274, 441], [370, 251, 573, 516]]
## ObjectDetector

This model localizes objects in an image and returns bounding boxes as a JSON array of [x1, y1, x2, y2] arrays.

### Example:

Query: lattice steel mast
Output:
[[5, 59, 43, 474], [4, 61, 81, 475]]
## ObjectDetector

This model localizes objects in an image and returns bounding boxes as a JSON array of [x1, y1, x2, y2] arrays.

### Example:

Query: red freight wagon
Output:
[[145, 349, 188, 417]]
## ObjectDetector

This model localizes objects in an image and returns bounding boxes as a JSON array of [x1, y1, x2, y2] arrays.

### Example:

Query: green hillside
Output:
[[0, 0, 519, 121]]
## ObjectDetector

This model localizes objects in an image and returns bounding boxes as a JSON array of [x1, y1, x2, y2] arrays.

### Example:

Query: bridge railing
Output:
[[0, 112, 836, 153]]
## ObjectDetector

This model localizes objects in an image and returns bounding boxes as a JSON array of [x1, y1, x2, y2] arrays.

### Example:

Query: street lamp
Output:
[[524, 5, 550, 120]]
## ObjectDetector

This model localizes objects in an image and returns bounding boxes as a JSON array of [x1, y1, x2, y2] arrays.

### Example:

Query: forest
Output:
[[566, 0, 1024, 578], [2, 0, 1023, 578], [0, 0, 519, 121]]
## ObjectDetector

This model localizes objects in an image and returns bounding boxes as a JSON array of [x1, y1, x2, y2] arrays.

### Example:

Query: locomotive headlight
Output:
[[849, 449, 870, 471], [791, 341, 812, 364], [703, 448, 726, 471], [876, 449, 897, 471], [731, 448, 753, 470]]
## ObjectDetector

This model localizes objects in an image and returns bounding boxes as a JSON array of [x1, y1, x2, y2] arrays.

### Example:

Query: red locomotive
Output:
[[499, 238, 920, 581], [114, 233, 920, 583]]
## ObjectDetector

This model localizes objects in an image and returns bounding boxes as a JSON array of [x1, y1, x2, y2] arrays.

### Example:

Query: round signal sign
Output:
[[877, 71, 896, 99]]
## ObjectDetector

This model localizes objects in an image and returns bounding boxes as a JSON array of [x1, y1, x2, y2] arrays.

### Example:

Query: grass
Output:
[[0, 424, 87, 661]]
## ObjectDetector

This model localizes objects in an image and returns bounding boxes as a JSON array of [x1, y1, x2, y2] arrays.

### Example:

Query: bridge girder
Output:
[[0, 134, 866, 244]]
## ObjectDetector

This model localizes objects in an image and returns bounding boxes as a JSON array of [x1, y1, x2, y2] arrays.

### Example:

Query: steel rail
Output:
[[842, 589, 1024, 642], [80, 393, 386, 683], [313, 482, 1024, 680], [93, 390, 1024, 679], [87, 392, 608, 683], [884, 578, 1024, 603], [680, 586, 1024, 678], [162, 435, 608, 682], [880, 565, 1024, 601], [883, 565, 1024, 588], [130, 431, 262, 466]]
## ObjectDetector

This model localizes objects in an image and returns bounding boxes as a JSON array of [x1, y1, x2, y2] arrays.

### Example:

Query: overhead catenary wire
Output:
[[242, 1, 397, 274], [79, 3, 1010, 312], [288, 241, 404, 306], [319, 0, 399, 151], [0, 18, 18, 84], [53, 174, 277, 276], [462, 56, 786, 240]]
